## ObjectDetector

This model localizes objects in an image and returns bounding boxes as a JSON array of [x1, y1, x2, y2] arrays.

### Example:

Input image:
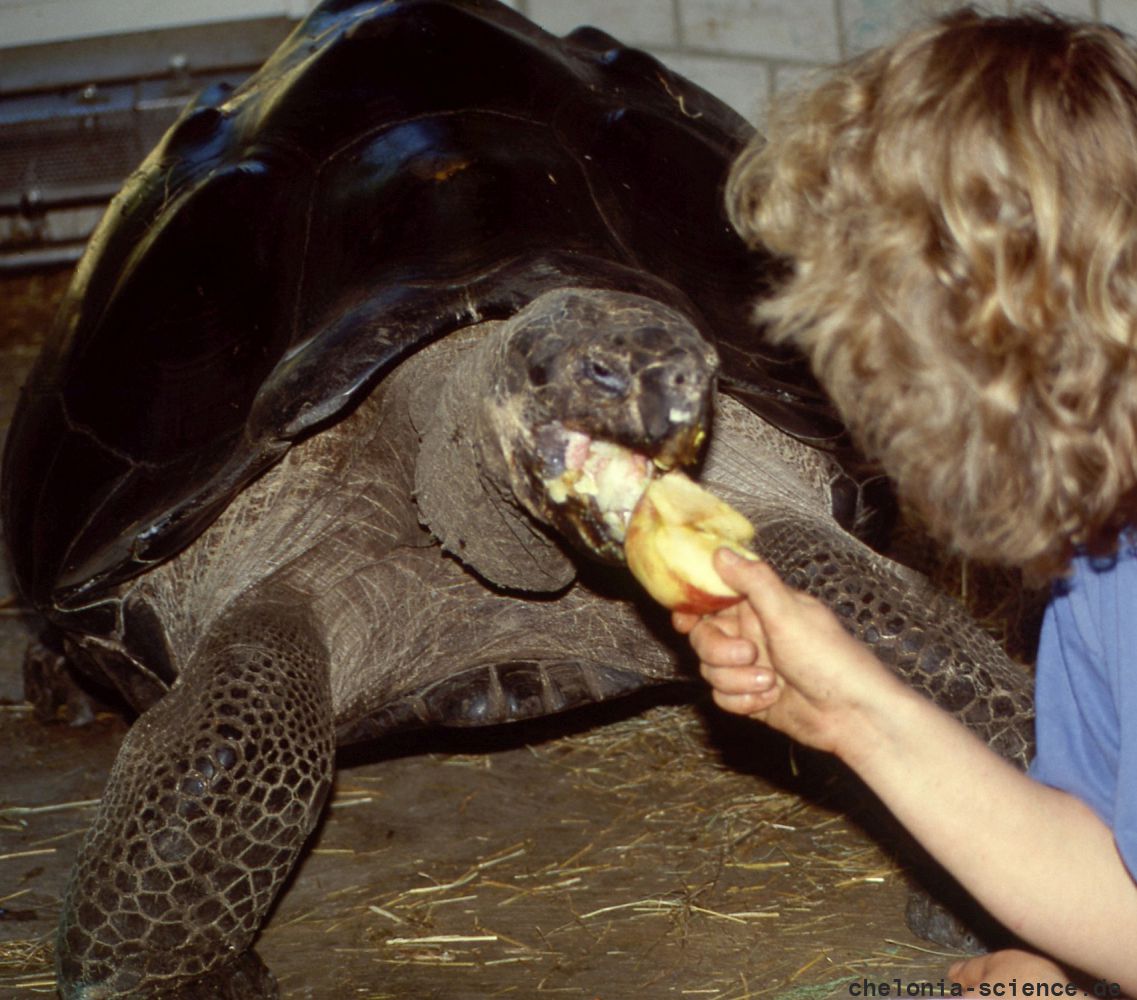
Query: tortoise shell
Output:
[[2, 0, 860, 614]]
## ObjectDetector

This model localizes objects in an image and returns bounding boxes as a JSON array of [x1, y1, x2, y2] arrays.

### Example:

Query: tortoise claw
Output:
[[61, 951, 279, 1000]]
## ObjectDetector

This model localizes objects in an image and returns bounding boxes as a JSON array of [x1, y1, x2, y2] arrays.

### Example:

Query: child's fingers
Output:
[[688, 618, 757, 668], [709, 550, 818, 636], [716, 549, 835, 656], [672, 606, 742, 637], [713, 550, 798, 629], [734, 591, 772, 666], [671, 610, 700, 634], [711, 686, 780, 718], [700, 663, 777, 696]]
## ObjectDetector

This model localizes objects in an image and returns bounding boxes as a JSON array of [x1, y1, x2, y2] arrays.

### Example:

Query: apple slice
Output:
[[624, 471, 759, 613]]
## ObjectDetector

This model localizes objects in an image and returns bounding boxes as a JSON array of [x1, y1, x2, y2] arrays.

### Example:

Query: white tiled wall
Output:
[[4, 0, 1137, 125], [514, 0, 1137, 126]]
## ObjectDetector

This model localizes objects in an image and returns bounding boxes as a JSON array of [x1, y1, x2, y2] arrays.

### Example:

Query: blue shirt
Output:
[[1029, 546, 1137, 881]]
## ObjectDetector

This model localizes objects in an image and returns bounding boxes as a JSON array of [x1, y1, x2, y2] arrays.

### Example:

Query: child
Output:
[[676, 8, 1137, 992]]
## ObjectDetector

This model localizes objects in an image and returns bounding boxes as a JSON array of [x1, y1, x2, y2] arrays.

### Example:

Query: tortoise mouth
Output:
[[536, 423, 705, 563]]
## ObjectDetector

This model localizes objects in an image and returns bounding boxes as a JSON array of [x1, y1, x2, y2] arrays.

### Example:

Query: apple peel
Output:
[[624, 470, 759, 614]]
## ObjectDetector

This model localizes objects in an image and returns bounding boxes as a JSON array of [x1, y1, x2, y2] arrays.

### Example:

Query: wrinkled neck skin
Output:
[[411, 322, 577, 594]]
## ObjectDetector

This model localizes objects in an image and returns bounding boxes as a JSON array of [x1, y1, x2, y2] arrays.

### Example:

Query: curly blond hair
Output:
[[727, 7, 1137, 578]]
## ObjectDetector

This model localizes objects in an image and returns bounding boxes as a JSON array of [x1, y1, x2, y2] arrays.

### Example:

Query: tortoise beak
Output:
[[634, 359, 713, 470], [649, 422, 707, 472]]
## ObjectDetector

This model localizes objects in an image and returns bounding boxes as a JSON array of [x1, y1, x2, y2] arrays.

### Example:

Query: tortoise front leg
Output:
[[56, 601, 334, 999], [753, 516, 1034, 767]]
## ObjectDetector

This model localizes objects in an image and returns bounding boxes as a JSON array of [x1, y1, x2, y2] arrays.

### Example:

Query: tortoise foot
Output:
[[150, 954, 278, 1000], [905, 886, 1015, 955], [61, 950, 278, 1000], [152, 951, 279, 1000]]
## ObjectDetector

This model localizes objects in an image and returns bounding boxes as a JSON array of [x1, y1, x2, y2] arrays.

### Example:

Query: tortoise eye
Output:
[[579, 357, 628, 396]]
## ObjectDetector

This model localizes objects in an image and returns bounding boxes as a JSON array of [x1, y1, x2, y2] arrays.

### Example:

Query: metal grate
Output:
[[0, 70, 254, 270]]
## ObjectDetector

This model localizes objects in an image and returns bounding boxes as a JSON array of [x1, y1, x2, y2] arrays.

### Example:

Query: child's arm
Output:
[[680, 550, 1137, 993]]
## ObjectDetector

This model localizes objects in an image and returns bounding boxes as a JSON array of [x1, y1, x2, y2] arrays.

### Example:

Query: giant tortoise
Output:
[[1, 0, 1034, 996]]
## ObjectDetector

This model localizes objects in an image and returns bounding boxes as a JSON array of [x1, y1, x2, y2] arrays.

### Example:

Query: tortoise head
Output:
[[483, 287, 719, 564]]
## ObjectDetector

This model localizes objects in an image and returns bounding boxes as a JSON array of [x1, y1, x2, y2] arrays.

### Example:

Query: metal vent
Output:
[[0, 17, 298, 271], [0, 72, 248, 270]]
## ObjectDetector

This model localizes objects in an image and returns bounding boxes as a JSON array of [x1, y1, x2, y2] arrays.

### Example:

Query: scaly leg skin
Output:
[[56, 601, 334, 999]]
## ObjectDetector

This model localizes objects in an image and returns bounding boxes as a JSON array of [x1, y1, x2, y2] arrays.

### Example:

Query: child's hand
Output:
[[673, 586, 782, 714], [674, 549, 901, 757], [949, 950, 1078, 993]]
